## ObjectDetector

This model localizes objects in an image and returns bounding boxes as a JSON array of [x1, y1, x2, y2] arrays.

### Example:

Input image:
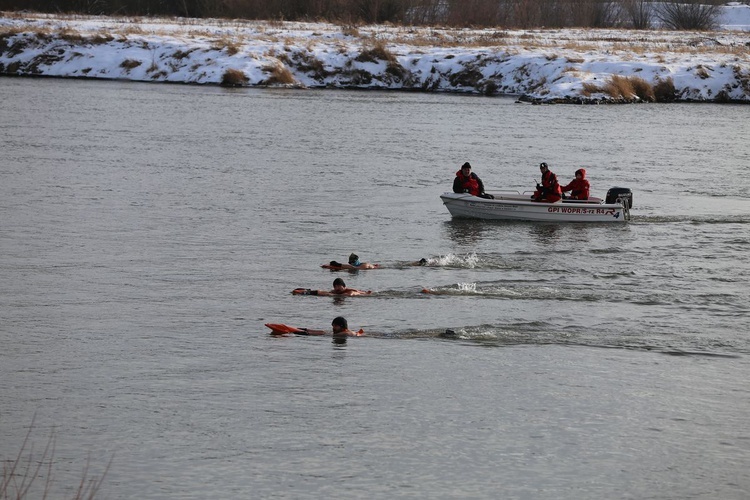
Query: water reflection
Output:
[[442, 219, 494, 245], [529, 224, 563, 245]]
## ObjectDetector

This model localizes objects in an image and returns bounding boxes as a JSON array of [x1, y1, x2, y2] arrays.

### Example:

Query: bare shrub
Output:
[[569, 0, 622, 28], [290, 50, 329, 80], [56, 26, 86, 43], [1, 418, 111, 500], [622, 0, 652, 29], [449, 66, 484, 88], [656, 0, 720, 30], [356, 40, 397, 64], [653, 76, 677, 102], [344, 68, 374, 85], [221, 68, 248, 86], [714, 89, 731, 103], [733, 65, 750, 94], [1, 35, 28, 58], [385, 60, 408, 81], [341, 25, 360, 38], [120, 58, 142, 69], [90, 33, 115, 45], [172, 49, 195, 60], [629, 76, 655, 101]]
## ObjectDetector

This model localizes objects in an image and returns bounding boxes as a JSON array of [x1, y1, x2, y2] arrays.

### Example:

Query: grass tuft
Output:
[[355, 39, 397, 64], [695, 65, 711, 79], [629, 75, 655, 101], [580, 81, 602, 96], [221, 68, 249, 86], [120, 58, 142, 70], [261, 62, 295, 85], [212, 36, 242, 56], [653, 76, 677, 102]]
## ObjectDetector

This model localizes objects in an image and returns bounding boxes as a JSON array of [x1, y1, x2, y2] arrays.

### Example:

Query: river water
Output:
[[1, 77, 749, 499]]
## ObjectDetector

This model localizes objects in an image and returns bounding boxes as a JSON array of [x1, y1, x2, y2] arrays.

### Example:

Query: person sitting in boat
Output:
[[560, 168, 590, 200], [324, 253, 380, 270], [293, 277, 372, 296], [532, 162, 562, 203], [453, 162, 494, 199]]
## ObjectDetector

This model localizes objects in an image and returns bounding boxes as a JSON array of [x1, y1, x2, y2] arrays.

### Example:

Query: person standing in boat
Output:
[[532, 162, 562, 203], [561, 168, 590, 200], [453, 162, 493, 198]]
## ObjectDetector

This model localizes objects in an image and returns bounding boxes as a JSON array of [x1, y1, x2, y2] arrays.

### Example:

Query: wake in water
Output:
[[368, 323, 745, 357], [391, 252, 480, 269]]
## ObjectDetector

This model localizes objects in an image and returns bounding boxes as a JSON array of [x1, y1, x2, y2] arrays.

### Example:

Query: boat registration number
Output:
[[548, 207, 616, 215]]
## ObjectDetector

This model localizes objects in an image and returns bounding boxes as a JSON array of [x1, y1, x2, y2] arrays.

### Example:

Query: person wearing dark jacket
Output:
[[453, 162, 493, 198], [532, 162, 562, 203], [561, 168, 590, 200]]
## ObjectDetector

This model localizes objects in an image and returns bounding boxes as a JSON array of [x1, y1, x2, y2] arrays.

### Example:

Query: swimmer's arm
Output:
[[299, 328, 327, 336]]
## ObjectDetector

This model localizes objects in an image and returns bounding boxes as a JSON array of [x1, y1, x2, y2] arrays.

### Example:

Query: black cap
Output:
[[462, 162, 471, 169]]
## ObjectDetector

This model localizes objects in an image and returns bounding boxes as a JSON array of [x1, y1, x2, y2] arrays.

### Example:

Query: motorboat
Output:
[[440, 187, 632, 222]]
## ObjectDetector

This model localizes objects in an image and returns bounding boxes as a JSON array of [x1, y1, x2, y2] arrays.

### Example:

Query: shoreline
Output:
[[2, 13, 749, 104], [5, 72, 750, 105]]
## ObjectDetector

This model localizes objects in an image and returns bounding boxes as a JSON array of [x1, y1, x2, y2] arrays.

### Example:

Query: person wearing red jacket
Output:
[[532, 162, 562, 202], [453, 162, 492, 198], [561, 168, 590, 200]]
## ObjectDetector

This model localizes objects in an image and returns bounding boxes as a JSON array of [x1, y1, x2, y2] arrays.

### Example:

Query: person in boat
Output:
[[296, 317, 364, 337], [532, 162, 562, 203], [560, 168, 590, 200], [324, 253, 380, 270], [294, 277, 371, 296], [452, 162, 494, 199]]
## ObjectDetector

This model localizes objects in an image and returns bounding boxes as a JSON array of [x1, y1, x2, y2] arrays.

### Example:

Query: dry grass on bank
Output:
[[220, 68, 248, 86], [260, 62, 295, 85], [2, 11, 748, 58], [582, 74, 676, 101]]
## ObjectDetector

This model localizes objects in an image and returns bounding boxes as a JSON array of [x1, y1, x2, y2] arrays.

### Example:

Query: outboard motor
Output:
[[606, 187, 633, 209]]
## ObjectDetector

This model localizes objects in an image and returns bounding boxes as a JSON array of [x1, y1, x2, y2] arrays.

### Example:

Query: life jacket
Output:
[[562, 169, 590, 199], [541, 170, 562, 195], [455, 170, 481, 196]]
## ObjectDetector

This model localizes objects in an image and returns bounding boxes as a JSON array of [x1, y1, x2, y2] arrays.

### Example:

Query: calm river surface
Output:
[[1, 77, 750, 499]]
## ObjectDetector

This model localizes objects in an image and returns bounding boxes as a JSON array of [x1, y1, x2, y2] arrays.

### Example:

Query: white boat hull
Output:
[[440, 191, 630, 223]]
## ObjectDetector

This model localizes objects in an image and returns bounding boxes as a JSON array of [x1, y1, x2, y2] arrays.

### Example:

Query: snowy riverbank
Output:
[[2, 7, 750, 103]]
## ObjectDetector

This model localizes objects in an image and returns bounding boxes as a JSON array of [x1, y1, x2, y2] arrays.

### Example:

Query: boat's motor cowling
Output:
[[606, 187, 633, 209]]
